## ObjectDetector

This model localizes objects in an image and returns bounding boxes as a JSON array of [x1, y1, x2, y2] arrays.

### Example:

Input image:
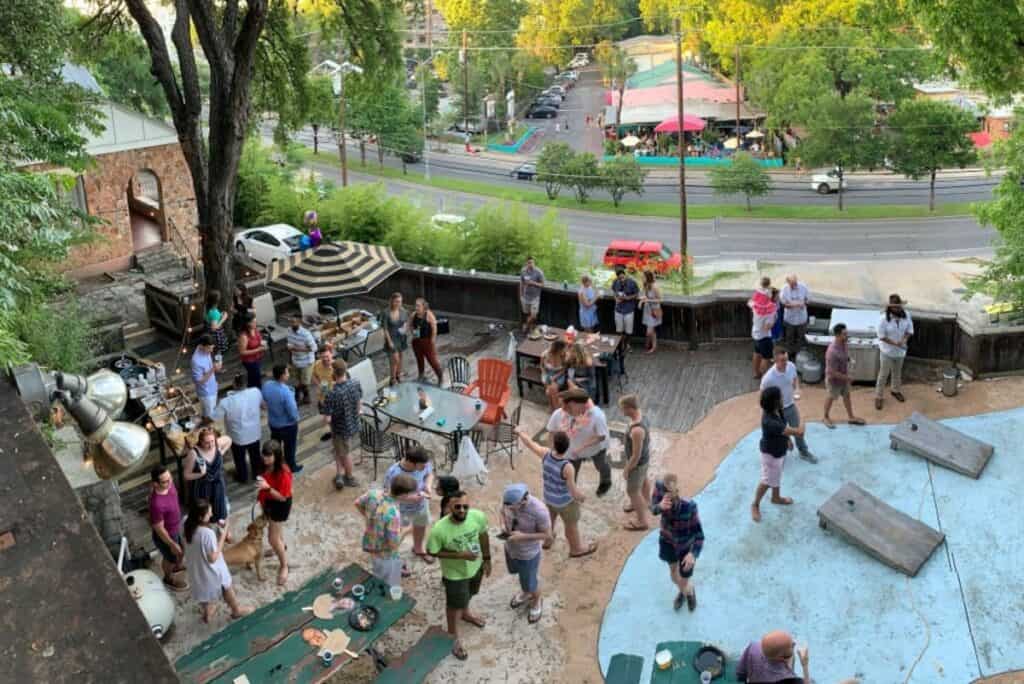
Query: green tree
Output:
[[796, 94, 885, 211], [966, 123, 1024, 310], [517, 0, 631, 67], [886, 100, 978, 211], [414, 63, 441, 122], [596, 41, 638, 128], [536, 142, 575, 199], [709, 152, 772, 210], [564, 152, 600, 203], [109, 0, 400, 298], [464, 202, 578, 279], [306, 75, 337, 155], [599, 156, 647, 207]]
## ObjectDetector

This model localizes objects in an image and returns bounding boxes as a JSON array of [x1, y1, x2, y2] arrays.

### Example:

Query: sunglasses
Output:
[[451, 504, 470, 511]]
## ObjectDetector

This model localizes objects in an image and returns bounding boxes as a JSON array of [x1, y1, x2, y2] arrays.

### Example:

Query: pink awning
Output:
[[654, 114, 706, 133], [969, 131, 991, 148], [605, 82, 738, 108]]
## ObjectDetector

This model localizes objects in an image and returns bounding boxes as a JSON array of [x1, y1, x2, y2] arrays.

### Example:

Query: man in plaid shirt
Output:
[[320, 359, 362, 490], [651, 475, 705, 612]]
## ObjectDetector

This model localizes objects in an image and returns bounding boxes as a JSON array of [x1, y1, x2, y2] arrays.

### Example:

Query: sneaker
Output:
[[291, 464, 304, 474], [686, 589, 697, 612], [333, 475, 345, 490], [342, 475, 359, 487], [799, 451, 819, 464], [595, 482, 612, 497], [673, 592, 685, 611]]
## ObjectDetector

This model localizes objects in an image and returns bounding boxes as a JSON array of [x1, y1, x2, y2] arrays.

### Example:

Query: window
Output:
[[659, 246, 674, 260], [251, 231, 280, 246]]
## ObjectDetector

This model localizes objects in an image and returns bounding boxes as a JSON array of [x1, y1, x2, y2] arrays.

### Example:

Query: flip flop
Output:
[[623, 521, 649, 532], [823, 418, 836, 429], [461, 614, 486, 629], [510, 593, 528, 609], [451, 643, 468, 661], [771, 497, 794, 506], [569, 541, 598, 558], [528, 600, 543, 624], [848, 417, 866, 426]]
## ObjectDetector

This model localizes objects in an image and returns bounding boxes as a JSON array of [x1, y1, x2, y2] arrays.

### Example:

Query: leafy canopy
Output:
[[536, 142, 576, 200], [886, 100, 978, 179], [600, 156, 647, 207], [709, 152, 771, 210]]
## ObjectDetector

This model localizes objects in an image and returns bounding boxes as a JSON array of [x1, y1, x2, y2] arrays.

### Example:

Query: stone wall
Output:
[[35, 143, 200, 276]]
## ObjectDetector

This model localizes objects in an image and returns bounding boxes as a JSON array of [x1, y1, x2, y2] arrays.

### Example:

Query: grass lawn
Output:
[[297, 149, 980, 220]]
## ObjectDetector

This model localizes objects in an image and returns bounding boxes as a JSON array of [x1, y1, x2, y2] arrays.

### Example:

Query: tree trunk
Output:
[[360, 140, 367, 166], [837, 168, 845, 211], [377, 140, 385, 167], [929, 170, 936, 212], [746, 193, 751, 211], [312, 124, 319, 154]]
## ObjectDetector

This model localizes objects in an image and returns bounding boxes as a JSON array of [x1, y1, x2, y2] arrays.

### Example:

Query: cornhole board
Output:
[[817, 482, 945, 577], [373, 626, 454, 684], [606, 653, 644, 684], [889, 411, 994, 479]]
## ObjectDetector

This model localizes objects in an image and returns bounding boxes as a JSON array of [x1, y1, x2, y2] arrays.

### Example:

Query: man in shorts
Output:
[[823, 323, 865, 428], [428, 491, 492, 661], [354, 474, 417, 589], [384, 445, 435, 577], [500, 483, 551, 624], [611, 266, 640, 335], [286, 313, 318, 405], [320, 359, 362, 489], [619, 394, 652, 531], [519, 256, 545, 332], [651, 475, 704, 612], [149, 465, 187, 591]]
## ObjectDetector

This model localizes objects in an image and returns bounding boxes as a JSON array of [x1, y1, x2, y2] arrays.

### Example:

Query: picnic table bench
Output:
[[175, 563, 414, 683]]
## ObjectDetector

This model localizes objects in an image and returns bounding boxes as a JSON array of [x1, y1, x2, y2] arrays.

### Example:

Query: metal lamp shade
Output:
[[63, 393, 150, 479], [57, 369, 129, 417], [265, 241, 401, 299]]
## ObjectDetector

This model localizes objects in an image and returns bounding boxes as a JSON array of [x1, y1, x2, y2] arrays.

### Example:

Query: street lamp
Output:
[[13, 364, 151, 479]]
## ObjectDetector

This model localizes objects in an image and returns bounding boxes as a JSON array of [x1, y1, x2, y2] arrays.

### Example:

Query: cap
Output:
[[502, 483, 529, 505]]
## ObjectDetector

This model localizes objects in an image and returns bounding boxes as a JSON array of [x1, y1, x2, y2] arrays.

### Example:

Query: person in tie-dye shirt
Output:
[[355, 474, 417, 588]]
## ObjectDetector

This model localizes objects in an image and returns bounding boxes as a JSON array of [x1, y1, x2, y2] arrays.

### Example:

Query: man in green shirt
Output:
[[427, 490, 491, 661]]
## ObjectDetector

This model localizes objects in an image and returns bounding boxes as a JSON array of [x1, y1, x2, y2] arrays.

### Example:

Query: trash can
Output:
[[942, 367, 959, 397]]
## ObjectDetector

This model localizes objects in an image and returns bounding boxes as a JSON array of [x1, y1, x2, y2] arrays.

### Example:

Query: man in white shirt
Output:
[[875, 293, 914, 410], [546, 388, 612, 496], [760, 346, 818, 463], [286, 313, 318, 406], [780, 274, 810, 359], [214, 374, 265, 482]]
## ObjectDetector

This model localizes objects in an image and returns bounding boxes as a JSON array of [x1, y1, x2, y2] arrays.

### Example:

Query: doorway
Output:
[[127, 169, 166, 253]]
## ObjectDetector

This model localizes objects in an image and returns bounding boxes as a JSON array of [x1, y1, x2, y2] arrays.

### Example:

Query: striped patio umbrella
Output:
[[264, 240, 400, 299]]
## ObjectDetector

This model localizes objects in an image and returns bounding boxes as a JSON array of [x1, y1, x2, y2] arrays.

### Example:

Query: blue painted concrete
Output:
[[598, 408, 1024, 684], [602, 155, 784, 168], [486, 126, 537, 154]]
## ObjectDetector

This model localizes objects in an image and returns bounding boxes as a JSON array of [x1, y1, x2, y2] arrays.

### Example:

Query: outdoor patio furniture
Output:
[[372, 626, 454, 684], [484, 402, 521, 470], [299, 297, 338, 324], [359, 408, 397, 480], [252, 292, 290, 361], [446, 355, 472, 392], [647, 641, 737, 683], [174, 563, 414, 683], [462, 358, 512, 426], [515, 328, 624, 406], [605, 653, 644, 684], [393, 432, 429, 464]]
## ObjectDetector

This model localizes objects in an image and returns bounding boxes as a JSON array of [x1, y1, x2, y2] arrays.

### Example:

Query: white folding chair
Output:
[[252, 293, 290, 361]]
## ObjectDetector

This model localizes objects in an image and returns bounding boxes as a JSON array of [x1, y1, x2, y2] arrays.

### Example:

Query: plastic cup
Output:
[[322, 650, 334, 667], [390, 586, 403, 601], [700, 672, 712, 684]]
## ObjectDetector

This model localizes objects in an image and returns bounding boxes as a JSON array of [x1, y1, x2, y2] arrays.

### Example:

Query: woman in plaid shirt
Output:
[[651, 474, 704, 612]]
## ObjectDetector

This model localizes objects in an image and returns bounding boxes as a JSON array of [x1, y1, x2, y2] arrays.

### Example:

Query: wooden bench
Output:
[[818, 482, 944, 577], [372, 626, 454, 684], [889, 411, 994, 479], [605, 653, 644, 684]]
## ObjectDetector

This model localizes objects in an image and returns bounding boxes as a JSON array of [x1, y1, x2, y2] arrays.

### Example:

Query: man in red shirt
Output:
[[823, 323, 866, 428]]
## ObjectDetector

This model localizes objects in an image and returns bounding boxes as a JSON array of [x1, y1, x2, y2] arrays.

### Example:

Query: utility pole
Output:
[[337, 53, 348, 187], [462, 30, 469, 137], [735, 44, 741, 142], [674, 18, 687, 258]]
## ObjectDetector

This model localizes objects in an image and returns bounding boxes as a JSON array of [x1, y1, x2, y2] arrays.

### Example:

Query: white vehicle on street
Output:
[[234, 224, 305, 265], [811, 170, 849, 194]]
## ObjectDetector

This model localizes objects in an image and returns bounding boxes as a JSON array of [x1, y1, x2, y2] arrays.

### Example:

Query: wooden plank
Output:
[[889, 411, 994, 479], [606, 654, 645, 684], [372, 626, 454, 684], [817, 482, 945, 577]]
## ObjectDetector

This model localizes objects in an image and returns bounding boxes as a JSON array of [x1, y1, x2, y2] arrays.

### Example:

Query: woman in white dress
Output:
[[184, 498, 252, 623], [641, 271, 663, 354]]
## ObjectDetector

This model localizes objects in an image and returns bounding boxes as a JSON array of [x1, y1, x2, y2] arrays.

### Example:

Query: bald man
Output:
[[780, 274, 810, 359], [735, 630, 810, 683]]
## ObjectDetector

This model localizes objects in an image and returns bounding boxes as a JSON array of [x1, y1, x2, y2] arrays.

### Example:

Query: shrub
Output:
[[464, 203, 578, 280], [12, 297, 98, 373]]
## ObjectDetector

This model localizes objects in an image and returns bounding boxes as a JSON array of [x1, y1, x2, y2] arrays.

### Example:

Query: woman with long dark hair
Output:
[[257, 440, 292, 586], [408, 297, 444, 384], [205, 290, 230, 356], [541, 339, 569, 410], [751, 385, 805, 523], [184, 498, 252, 622], [641, 271, 663, 354], [237, 314, 266, 389]]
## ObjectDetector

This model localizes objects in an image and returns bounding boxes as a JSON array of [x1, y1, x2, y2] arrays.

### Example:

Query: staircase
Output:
[[134, 244, 185, 275]]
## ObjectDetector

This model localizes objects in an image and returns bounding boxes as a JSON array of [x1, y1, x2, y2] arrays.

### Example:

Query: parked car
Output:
[[527, 104, 559, 119], [810, 170, 848, 194], [602, 240, 684, 274], [556, 71, 578, 81], [534, 96, 561, 108], [234, 224, 305, 265], [543, 85, 566, 97], [569, 53, 589, 67], [511, 162, 537, 180]]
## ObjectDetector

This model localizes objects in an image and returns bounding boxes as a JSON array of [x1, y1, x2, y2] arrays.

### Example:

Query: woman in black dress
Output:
[[183, 427, 233, 538]]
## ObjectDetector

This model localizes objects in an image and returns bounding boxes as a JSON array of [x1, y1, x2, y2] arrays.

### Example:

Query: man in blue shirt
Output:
[[262, 364, 303, 473], [611, 266, 640, 335], [190, 335, 221, 418]]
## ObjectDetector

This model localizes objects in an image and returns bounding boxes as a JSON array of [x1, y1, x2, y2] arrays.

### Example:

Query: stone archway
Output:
[[126, 168, 166, 253]]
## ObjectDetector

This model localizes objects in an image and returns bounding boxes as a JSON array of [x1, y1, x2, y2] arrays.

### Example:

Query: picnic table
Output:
[[316, 310, 380, 362], [373, 382, 486, 464], [649, 641, 737, 684], [175, 563, 414, 684], [514, 327, 624, 405]]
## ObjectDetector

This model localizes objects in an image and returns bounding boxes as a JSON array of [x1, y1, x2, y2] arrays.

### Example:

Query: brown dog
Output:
[[223, 517, 268, 580]]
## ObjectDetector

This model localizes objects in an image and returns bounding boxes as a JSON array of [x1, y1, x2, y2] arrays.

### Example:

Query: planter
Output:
[[487, 126, 538, 154]]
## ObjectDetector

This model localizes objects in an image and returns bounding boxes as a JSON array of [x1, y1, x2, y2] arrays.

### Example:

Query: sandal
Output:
[[623, 521, 649, 532], [510, 593, 528, 609], [569, 541, 598, 558], [461, 613, 486, 629], [848, 417, 866, 426], [823, 418, 835, 429], [528, 600, 543, 624], [414, 551, 436, 565], [452, 643, 468, 661]]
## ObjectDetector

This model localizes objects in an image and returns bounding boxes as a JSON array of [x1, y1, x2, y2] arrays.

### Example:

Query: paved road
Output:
[[305, 160, 997, 261], [279, 66, 1002, 207]]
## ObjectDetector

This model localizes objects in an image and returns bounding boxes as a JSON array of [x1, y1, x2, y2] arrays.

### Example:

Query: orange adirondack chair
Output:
[[463, 358, 512, 426]]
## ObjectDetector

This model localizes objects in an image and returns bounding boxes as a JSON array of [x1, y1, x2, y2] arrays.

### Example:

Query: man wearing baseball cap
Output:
[[875, 293, 914, 410], [500, 483, 552, 624]]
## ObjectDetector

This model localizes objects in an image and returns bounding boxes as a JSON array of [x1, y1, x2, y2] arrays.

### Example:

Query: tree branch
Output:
[[187, 0, 228, 78], [223, 0, 240, 43], [171, 0, 203, 122], [230, 0, 270, 116], [123, 0, 185, 123]]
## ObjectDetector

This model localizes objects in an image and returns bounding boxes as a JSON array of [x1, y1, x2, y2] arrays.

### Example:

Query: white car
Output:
[[569, 54, 589, 67], [234, 224, 305, 265], [430, 213, 468, 230], [544, 85, 566, 97], [811, 170, 849, 194]]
